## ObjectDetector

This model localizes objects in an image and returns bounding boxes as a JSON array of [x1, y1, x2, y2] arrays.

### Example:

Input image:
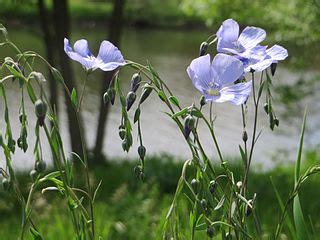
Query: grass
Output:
[[1, 150, 320, 239]]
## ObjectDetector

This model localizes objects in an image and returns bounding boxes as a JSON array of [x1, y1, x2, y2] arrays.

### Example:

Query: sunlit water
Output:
[[0, 26, 319, 171]]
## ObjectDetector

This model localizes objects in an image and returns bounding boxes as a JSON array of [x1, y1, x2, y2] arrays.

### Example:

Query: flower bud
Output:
[[190, 178, 199, 194], [134, 165, 142, 178], [184, 115, 195, 139], [108, 88, 116, 105], [35, 99, 47, 126], [126, 91, 136, 111], [199, 42, 208, 56], [103, 91, 110, 105], [200, 198, 207, 210], [271, 63, 277, 76], [138, 145, 146, 160], [30, 169, 38, 181], [263, 103, 269, 114], [200, 95, 206, 106], [36, 160, 46, 173], [209, 180, 217, 194], [119, 128, 126, 140], [225, 232, 233, 240], [246, 199, 253, 217], [242, 131, 248, 142], [2, 178, 11, 192], [122, 140, 129, 152], [236, 181, 242, 189], [206, 226, 214, 238], [274, 118, 279, 127], [131, 73, 141, 92], [139, 84, 152, 104]]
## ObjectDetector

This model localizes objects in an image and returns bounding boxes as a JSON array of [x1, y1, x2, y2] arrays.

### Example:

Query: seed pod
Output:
[[190, 178, 199, 194], [200, 95, 206, 106], [242, 131, 248, 142], [199, 42, 208, 56], [30, 169, 38, 181], [271, 62, 277, 76], [108, 88, 116, 105], [126, 91, 136, 111], [206, 226, 214, 238], [2, 178, 11, 192], [138, 145, 146, 160], [139, 84, 152, 104], [200, 199, 207, 210], [209, 180, 217, 194], [119, 128, 126, 140], [263, 103, 269, 114], [36, 160, 46, 173], [131, 73, 141, 92], [184, 115, 195, 139]]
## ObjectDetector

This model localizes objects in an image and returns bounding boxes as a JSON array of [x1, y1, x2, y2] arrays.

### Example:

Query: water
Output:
[[0, 26, 319, 170]]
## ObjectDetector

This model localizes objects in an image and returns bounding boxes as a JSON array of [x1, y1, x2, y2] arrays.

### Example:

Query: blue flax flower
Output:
[[187, 54, 252, 105], [217, 19, 266, 55], [217, 19, 288, 72], [64, 38, 126, 71]]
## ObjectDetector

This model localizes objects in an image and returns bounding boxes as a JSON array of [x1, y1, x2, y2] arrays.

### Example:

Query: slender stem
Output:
[[77, 71, 89, 112]]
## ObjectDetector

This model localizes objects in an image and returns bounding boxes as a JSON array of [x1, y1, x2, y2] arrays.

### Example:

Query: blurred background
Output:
[[0, 0, 320, 239]]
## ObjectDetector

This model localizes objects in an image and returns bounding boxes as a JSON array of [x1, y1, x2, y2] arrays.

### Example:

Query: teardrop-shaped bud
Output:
[[36, 160, 46, 173], [190, 178, 199, 194], [139, 84, 153, 104], [30, 169, 38, 181], [200, 95, 206, 106], [199, 42, 208, 56], [184, 115, 195, 139], [103, 91, 110, 105], [200, 199, 207, 210], [271, 63, 277, 76], [119, 128, 126, 140], [107, 88, 116, 105], [242, 131, 248, 142], [246, 199, 253, 217], [131, 73, 141, 92], [209, 180, 217, 194], [138, 145, 146, 160], [263, 103, 269, 114], [126, 91, 136, 111], [274, 118, 279, 127], [35, 99, 47, 118]]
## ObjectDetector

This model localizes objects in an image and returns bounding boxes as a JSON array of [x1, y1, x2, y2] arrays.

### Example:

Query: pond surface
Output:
[[0, 25, 319, 170]]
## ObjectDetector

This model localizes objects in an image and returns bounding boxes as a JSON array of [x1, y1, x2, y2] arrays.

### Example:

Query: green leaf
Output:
[[214, 195, 225, 211], [171, 107, 188, 119], [134, 108, 140, 123], [239, 145, 246, 166], [93, 180, 102, 203], [169, 96, 180, 107], [190, 108, 203, 118], [270, 177, 296, 239], [147, 63, 161, 89], [293, 108, 309, 240], [30, 227, 43, 240], [6, 65, 24, 79], [71, 88, 77, 108], [158, 90, 167, 102]]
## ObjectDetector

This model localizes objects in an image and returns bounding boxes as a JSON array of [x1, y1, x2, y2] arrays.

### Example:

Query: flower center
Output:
[[207, 88, 220, 96]]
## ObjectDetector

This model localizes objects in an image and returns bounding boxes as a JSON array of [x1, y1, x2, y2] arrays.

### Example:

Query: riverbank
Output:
[[1, 151, 320, 238]]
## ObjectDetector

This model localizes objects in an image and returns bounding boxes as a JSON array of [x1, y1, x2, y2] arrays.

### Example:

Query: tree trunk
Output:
[[37, 0, 58, 113], [52, 0, 85, 157], [93, 0, 126, 161]]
